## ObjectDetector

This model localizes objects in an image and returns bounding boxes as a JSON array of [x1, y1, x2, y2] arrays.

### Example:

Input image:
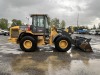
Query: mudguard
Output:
[[53, 30, 74, 44], [17, 32, 25, 43], [61, 31, 74, 44], [53, 34, 61, 43], [17, 32, 34, 43]]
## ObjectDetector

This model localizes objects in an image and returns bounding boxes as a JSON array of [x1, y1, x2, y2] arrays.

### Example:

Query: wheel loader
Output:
[[8, 14, 93, 52]]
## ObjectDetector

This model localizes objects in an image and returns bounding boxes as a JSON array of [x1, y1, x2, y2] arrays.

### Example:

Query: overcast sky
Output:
[[0, 0, 100, 28]]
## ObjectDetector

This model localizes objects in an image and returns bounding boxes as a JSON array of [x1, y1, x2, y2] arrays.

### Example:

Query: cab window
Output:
[[37, 16, 44, 27]]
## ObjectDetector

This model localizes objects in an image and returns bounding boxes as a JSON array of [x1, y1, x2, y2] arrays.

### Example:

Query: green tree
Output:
[[11, 19, 22, 27], [60, 20, 65, 28], [93, 25, 96, 29], [99, 25, 100, 29], [85, 26, 89, 29], [47, 16, 51, 25], [50, 18, 60, 28], [0, 18, 8, 29], [98, 23, 100, 29], [73, 26, 79, 31]]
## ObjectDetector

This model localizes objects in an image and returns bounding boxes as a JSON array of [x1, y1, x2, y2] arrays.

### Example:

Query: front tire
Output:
[[54, 36, 71, 52], [20, 36, 37, 52]]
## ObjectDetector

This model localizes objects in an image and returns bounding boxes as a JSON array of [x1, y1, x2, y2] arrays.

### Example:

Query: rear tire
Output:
[[54, 36, 71, 52], [20, 36, 37, 52]]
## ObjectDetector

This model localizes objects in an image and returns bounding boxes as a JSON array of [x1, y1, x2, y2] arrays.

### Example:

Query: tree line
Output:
[[1, 17, 100, 30], [0, 18, 8, 29], [92, 24, 100, 29], [0, 18, 66, 30], [48, 17, 65, 28], [73, 26, 89, 31], [0, 18, 22, 30]]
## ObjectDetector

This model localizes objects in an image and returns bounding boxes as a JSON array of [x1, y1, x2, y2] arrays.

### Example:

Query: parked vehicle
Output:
[[73, 31, 78, 34], [95, 29, 100, 35], [98, 32, 100, 35], [3, 30, 9, 36], [89, 30, 96, 35], [77, 29, 88, 34], [0, 30, 5, 35]]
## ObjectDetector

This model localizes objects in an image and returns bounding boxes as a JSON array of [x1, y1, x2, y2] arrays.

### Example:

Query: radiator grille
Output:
[[11, 29, 19, 38]]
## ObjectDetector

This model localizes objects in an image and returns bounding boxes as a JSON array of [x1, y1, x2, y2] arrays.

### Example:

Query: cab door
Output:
[[32, 16, 45, 33]]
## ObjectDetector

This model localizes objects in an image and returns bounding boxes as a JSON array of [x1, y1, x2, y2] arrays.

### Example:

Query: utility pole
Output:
[[77, 13, 79, 27]]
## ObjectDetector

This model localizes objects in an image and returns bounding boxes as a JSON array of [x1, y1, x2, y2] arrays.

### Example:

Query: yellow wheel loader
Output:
[[8, 14, 92, 52]]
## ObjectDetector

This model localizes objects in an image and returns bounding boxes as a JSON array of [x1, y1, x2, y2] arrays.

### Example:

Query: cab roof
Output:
[[30, 14, 48, 17]]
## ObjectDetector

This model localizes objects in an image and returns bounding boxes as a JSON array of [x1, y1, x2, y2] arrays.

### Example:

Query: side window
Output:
[[32, 16, 37, 26]]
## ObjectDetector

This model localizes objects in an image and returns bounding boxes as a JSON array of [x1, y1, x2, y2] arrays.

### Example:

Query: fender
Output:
[[17, 32, 33, 43], [17, 32, 26, 43], [61, 30, 74, 44], [53, 34, 61, 43]]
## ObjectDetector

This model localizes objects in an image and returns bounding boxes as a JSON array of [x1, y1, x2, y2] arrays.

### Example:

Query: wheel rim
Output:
[[59, 40, 68, 49], [23, 40, 32, 49]]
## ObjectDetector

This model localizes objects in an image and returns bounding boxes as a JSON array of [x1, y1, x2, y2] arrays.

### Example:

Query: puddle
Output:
[[0, 55, 2, 58], [53, 59, 100, 75], [12, 55, 69, 72], [0, 34, 100, 75], [0, 48, 23, 54], [0, 44, 3, 46], [0, 50, 99, 75], [0, 52, 94, 75], [92, 45, 100, 50]]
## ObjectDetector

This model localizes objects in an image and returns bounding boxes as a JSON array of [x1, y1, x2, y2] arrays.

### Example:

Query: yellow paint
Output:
[[49, 25, 58, 45], [8, 38, 17, 44], [23, 40, 32, 49], [9, 25, 59, 46], [37, 36, 45, 46], [25, 31, 33, 34], [9, 26, 20, 43], [71, 26, 74, 32], [65, 28, 69, 32], [10, 26, 19, 30], [59, 40, 68, 49], [10, 26, 19, 36]]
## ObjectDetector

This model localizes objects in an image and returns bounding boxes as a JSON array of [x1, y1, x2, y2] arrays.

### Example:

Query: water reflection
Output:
[[11, 53, 71, 74], [11, 50, 93, 75]]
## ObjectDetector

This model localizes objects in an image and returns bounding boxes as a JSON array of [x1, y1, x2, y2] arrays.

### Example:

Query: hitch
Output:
[[74, 36, 93, 52]]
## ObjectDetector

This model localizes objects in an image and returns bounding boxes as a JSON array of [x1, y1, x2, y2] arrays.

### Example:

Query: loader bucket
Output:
[[74, 36, 93, 52]]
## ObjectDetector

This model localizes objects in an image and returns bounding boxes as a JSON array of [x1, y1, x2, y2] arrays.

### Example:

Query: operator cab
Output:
[[30, 14, 49, 36]]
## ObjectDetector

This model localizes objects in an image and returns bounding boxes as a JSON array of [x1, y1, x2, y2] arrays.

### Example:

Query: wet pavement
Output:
[[0, 34, 100, 75]]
